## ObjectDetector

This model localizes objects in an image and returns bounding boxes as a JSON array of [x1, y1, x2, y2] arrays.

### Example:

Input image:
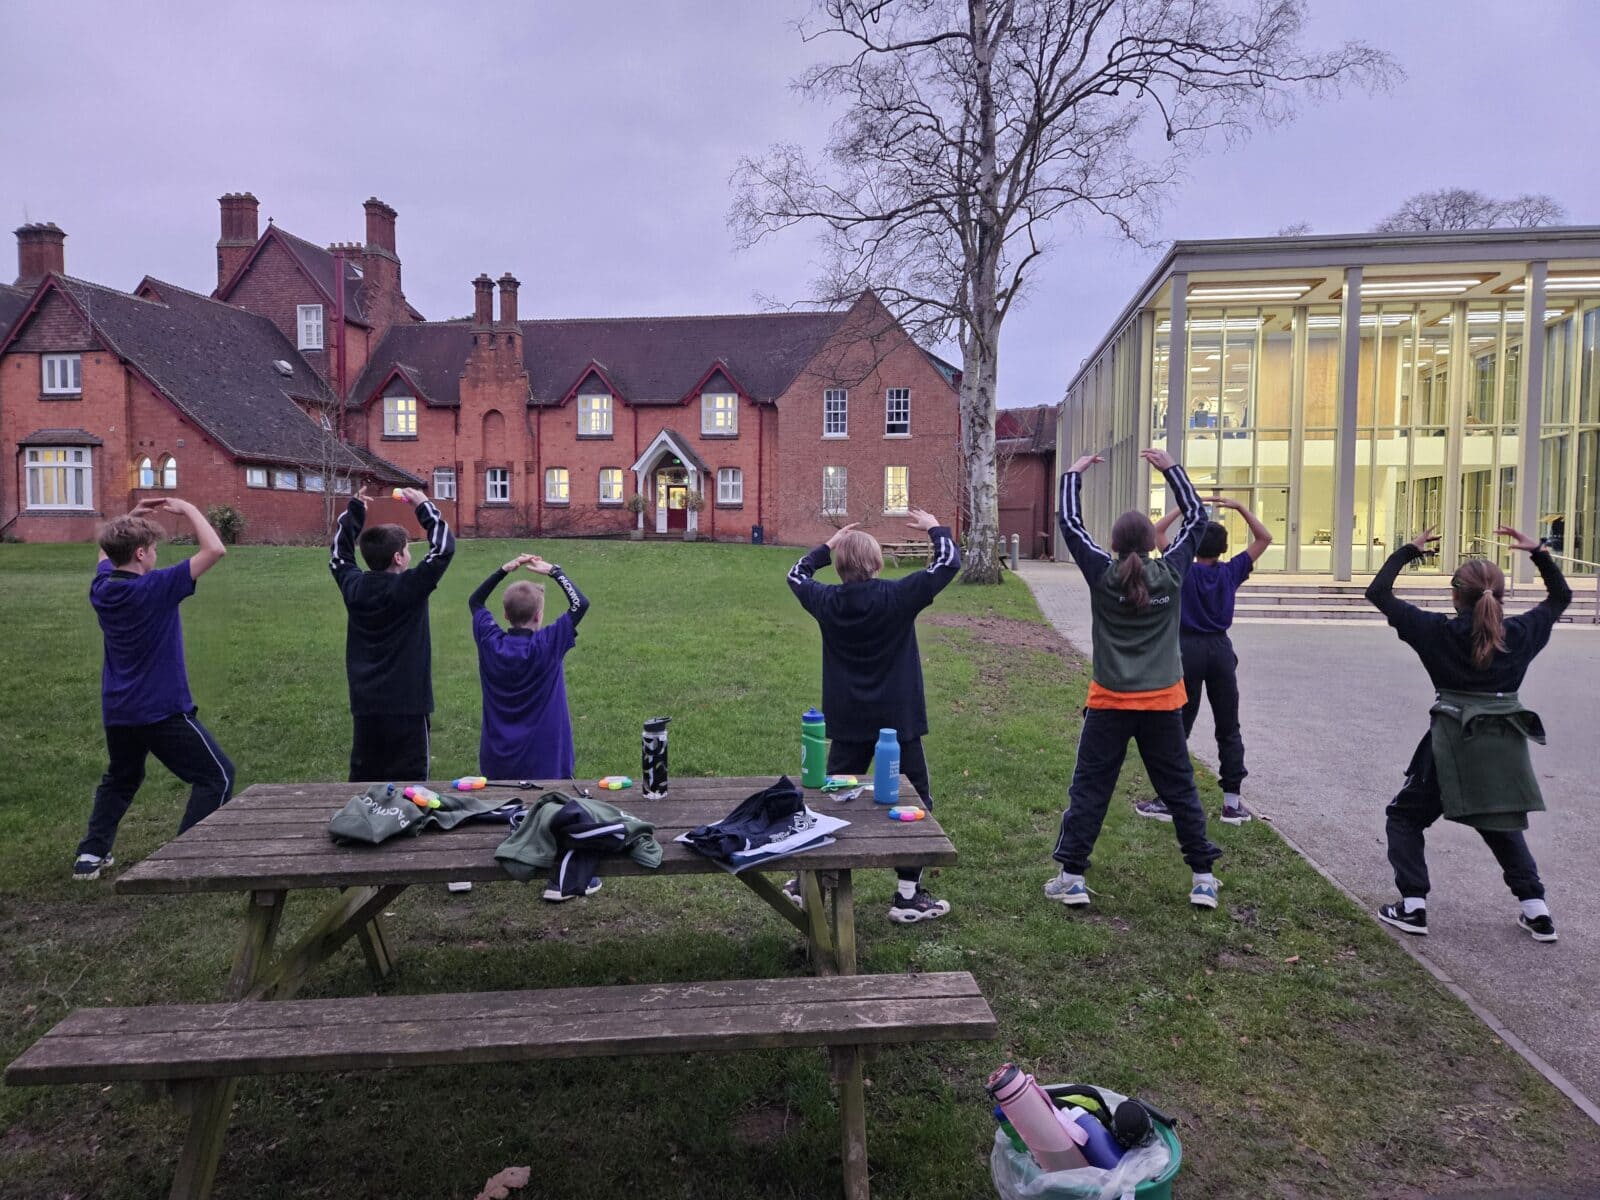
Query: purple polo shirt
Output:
[[1179, 552, 1254, 634], [91, 560, 196, 726], [473, 609, 578, 779]]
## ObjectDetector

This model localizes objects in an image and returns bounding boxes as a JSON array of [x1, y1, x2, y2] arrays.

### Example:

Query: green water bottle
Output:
[[801, 708, 828, 788]]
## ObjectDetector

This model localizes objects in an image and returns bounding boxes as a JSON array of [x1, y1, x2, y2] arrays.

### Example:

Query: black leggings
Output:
[[828, 736, 929, 885]]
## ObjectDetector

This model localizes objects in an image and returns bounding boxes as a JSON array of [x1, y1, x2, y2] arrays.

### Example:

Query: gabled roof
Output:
[[350, 309, 849, 409], [3, 273, 386, 475], [996, 403, 1059, 454], [630, 426, 710, 477], [0, 282, 28, 341], [215, 225, 373, 325]]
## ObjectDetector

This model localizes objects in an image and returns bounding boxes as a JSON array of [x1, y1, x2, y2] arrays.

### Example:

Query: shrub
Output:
[[623, 494, 646, 515], [205, 503, 246, 545]]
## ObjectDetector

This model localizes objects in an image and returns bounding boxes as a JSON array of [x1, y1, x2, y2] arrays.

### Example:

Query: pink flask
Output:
[[985, 1064, 1089, 1171]]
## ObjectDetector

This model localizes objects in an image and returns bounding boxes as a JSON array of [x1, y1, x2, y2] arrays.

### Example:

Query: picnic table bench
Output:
[[878, 539, 933, 566], [6, 777, 991, 1199]]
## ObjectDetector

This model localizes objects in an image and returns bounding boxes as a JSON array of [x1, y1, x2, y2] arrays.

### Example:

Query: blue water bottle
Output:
[[873, 728, 900, 806]]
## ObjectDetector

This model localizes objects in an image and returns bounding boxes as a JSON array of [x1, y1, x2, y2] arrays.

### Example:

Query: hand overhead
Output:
[[1068, 453, 1105, 474], [904, 508, 939, 532], [825, 522, 861, 550], [1494, 525, 1543, 554], [1139, 448, 1176, 472], [1409, 527, 1440, 554]]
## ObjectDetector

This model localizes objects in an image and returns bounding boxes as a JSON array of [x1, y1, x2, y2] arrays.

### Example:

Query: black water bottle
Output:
[[642, 716, 671, 799]]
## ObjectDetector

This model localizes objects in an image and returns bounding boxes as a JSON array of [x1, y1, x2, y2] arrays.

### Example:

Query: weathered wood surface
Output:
[[6, 972, 997, 1086], [115, 778, 955, 895]]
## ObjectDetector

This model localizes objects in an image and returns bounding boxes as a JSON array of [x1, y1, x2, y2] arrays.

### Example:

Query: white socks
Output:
[[1521, 898, 1550, 919], [1057, 871, 1085, 886], [896, 879, 919, 901], [1192, 872, 1217, 887], [1223, 793, 1241, 807], [1402, 897, 1426, 913]]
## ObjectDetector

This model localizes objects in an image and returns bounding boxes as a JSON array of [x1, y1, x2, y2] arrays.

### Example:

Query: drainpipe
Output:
[[333, 248, 347, 440], [756, 405, 765, 533], [534, 405, 543, 534]]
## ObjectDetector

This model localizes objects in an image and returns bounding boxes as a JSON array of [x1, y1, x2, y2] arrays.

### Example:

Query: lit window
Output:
[[246, 466, 268, 488], [383, 395, 417, 437], [486, 468, 510, 504], [717, 467, 743, 505], [273, 470, 298, 490], [702, 392, 738, 435], [333, 475, 352, 495], [823, 465, 848, 514], [578, 394, 613, 437], [884, 466, 909, 513], [545, 467, 569, 503], [824, 389, 848, 437], [432, 468, 456, 500], [42, 353, 82, 395], [158, 455, 177, 489], [304, 473, 325, 493], [885, 388, 910, 435], [599, 468, 623, 504], [136, 456, 155, 489], [297, 304, 324, 351], [25, 446, 92, 510]]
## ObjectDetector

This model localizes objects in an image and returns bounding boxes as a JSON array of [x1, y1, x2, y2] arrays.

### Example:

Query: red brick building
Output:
[[996, 404, 1059, 558], [1, 194, 962, 546]]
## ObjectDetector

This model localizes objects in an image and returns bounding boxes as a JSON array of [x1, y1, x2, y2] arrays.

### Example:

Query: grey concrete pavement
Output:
[[1018, 560, 1600, 1110]]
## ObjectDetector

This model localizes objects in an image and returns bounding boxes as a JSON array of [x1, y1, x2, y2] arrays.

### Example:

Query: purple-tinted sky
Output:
[[2, 2, 1591, 407]]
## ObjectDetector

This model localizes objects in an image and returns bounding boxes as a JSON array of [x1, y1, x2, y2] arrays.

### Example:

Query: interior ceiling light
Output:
[[1358, 277, 1485, 296], [1443, 309, 1566, 324], [1306, 313, 1412, 328], [1188, 281, 1314, 302], [1156, 318, 1263, 333], [1508, 276, 1600, 293]]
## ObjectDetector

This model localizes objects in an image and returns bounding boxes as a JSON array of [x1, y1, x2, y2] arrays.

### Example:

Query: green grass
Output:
[[1, 539, 1596, 1199]]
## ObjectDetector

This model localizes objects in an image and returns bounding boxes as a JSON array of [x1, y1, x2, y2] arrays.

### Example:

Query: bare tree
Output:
[[1373, 187, 1567, 233], [731, 0, 1394, 582], [1275, 221, 1314, 236]]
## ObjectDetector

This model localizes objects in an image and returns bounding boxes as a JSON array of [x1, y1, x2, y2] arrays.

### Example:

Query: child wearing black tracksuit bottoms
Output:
[[786, 509, 960, 923], [1045, 449, 1223, 911], [330, 487, 455, 782]]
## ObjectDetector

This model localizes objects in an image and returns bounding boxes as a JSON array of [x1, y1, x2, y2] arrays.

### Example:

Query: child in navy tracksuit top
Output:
[[786, 509, 960, 924], [75, 498, 235, 880], [468, 552, 590, 780]]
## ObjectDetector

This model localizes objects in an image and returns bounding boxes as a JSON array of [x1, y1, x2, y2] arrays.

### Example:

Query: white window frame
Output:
[[41, 353, 82, 395], [545, 467, 570, 504], [885, 388, 911, 436], [717, 467, 743, 505], [25, 446, 93, 510], [598, 468, 624, 505], [383, 394, 417, 437], [824, 388, 848, 437], [246, 466, 269, 488], [333, 475, 352, 495], [578, 394, 614, 437], [158, 455, 177, 489], [486, 468, 510, 504], [304, 473, 325, 493], [884, 466, 910, 514], [701, 392, 738, 436], [432, 467, 456, 500], [136, 456, 155, 489], [273, 469, 299, 491], [297, 304, 325, 351], [822, 465, 848, 515]]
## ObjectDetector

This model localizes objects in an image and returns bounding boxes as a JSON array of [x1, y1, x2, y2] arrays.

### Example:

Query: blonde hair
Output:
[[98, 515, 163, 566], [503, 580, 545, 627], [833, 529, 884, 582]]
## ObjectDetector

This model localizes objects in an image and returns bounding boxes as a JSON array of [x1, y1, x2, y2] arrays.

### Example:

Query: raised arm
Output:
[[891, 509, 961, 611], [162, 499, 227, 580], [787, 525, 848, 615], [1211, 496, 1274, 561], [330, 491, 367, 584], [403, 488, 455, 592], [529, 556, 590, 627], [1498, 526, 1572, 647], [1146, 450, 1207, 579], [1365, 530, 1436, 644], [469, 559, 518, 612], [1056, 455, 1112, 587], [1153, 507, 1183, 553]]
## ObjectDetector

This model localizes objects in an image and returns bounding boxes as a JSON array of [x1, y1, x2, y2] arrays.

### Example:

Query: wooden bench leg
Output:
[[800, 871, 837, 975], [247, 885, 406, 1000], [831, 1046, 870, 1200], [354, 908, 397, 983], [830, 871, 856, 977]]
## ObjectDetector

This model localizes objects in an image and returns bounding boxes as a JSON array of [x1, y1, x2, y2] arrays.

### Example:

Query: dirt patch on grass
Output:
[[924, 612, 1078, 661], [730, 1102, 798, 1146]]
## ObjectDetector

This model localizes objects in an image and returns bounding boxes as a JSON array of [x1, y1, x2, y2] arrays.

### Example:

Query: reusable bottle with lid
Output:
[[984, 1064, 1087, 1171], [641, 716, 671, 799], [872, 728, 901, 805], [800, 708, 828, 788]]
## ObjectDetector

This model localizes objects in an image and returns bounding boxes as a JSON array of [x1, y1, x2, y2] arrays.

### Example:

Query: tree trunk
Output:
[[959, 335, 1001, 584]]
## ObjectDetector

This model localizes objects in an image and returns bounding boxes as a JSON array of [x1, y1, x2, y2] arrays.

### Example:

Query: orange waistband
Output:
[[1087, 679, 1188, 711]]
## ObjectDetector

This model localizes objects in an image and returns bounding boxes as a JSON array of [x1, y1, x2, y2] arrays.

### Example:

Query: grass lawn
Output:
[[1, 538, 1596, 1199]]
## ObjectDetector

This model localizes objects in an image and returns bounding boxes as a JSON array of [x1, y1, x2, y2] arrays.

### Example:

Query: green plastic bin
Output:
[[1135, 1122, 1182, 1199]]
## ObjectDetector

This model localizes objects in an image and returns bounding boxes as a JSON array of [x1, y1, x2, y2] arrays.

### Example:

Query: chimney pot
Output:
[[497, 272, 520, 327], [472, 274, 495, 327], [364, 198, 398, 256], [15, 222, 66, 287]]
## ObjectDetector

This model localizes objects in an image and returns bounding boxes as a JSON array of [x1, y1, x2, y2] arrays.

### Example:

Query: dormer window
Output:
[[297, 304, 324, 351], [383, 394, 418, 437], [42, 353, 81, 395], [578, 394, 613, 437], [702, 392, 738, 436]]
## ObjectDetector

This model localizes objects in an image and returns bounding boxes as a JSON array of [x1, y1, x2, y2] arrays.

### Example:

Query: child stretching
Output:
[[1366, 526, 1569, 942], [1046, 448, 1223, 910], [787, 508, 960, 923], [468, 552, 590, 781], [75, 498, 233, 880], [1143, 495, 1274, 825]]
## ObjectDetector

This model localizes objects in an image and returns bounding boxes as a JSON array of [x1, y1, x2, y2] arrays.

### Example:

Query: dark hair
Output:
[[1197, 521, 1229, 559], [358, 524, 409, 571], [1110, 510, 1157, 611], [1452, 559, 1506, 669], [98, 515, 163, 566]]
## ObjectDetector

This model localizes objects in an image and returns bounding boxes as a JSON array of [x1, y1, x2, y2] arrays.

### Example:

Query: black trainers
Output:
[[888, 889, 950, 924], [1518, 913, 1558, 943], [1378, 901, 1428, 936], [1133, 799, 1172, 822], [781, 877, 805, 910], [72, 854, 113, 881]]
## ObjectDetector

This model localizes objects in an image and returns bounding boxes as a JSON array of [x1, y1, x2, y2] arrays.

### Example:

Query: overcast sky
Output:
[[2, 1, 1592, 408]]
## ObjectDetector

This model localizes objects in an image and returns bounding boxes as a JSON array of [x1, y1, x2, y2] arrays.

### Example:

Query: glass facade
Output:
[[1060, 242, 1600, 577]]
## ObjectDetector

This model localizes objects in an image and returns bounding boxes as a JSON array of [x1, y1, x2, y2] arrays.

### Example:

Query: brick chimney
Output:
[[15, 222, 66, 287], [359, 197, 408, 338], [216, 193, 259, 289], [363, 198, 398, 258], [472, 274, 495, 328], [497, 272, 520, 327]]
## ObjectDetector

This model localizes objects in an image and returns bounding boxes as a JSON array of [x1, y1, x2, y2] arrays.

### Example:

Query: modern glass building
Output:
[[1056, 229, 1600, 580]]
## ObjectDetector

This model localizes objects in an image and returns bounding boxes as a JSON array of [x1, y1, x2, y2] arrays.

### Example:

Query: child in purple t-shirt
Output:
[[75, 498, 234, 880], [1145, 495, 1274, 826], [468, 553, 590, 781]]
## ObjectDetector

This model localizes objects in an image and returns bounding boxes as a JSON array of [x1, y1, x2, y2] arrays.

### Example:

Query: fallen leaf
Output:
[[1284, 955, 1301, 965], [475, 1165, 531, 1200]]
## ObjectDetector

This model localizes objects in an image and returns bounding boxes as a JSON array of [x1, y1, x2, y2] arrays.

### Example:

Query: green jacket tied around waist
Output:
[[1428, 689, 1546, 832]]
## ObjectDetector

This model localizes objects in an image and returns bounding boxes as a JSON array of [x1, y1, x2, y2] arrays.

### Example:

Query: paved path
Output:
[[1018, 561, 1600, 1112]]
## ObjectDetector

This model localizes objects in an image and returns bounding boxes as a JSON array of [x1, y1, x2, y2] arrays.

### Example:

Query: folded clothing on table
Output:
[[678, 775, 849, 874]]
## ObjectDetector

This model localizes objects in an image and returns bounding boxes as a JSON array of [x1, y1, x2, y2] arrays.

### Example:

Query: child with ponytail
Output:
[[1046, 448, 1224, 911], [1366, 525, 1571, 941]]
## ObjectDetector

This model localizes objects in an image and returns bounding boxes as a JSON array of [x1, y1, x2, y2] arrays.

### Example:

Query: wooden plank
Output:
[[832, 872, 857, 978], [6, 994, 998, 1084], [801, 872, 835, 975], [41, 973, 989, 1039], [244, 885, 407, 1001], [832, 1045, 870, 1200]]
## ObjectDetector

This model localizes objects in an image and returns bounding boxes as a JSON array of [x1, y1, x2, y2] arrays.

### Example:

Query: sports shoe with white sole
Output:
[[72, 854, 113, 881], [1220, 800, 1255, 826], [1378, 901, 1428, 935], [888, 889, 950, 924], [781, 877, 805, 910], [541, 877, 603, 903], [1134, 799, 1172, 822], [1043, 874, 1091, 907], [1518, 913, 1558, 943], [1189, 880, 1220, 909]]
